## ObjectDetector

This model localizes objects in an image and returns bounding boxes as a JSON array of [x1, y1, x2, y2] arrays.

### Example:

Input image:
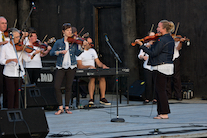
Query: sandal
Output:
[[153, 115, 169, 119], [65, 109, 72, 114], [55, 109, 64, 115]]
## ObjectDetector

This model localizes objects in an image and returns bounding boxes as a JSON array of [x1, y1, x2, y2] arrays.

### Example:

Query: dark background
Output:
[[0, 0, 206, 97]]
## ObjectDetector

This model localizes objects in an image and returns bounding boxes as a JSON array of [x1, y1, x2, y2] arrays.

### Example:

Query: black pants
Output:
[[26, 68, 41, 84], [4, 76, 22, 109], [166, 58, 182, 99], [153, 70, 170, 115], [143, 68, 155, 101], [54, 68, 76, 106], [0, 65, 7, 108]]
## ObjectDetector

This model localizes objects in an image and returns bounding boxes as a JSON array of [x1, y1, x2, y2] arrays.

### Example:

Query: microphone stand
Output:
[[21, 2, 35, 109], [10, 34, 23, 109], [105, 35, 125, 122], [21, 2, 35, 30]]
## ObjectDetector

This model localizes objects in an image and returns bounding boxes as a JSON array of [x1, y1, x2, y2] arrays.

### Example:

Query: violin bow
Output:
[[149, 24, 154, 33], [174, 22, 180, 36], [42, 35, 48, 43], [13, 19, 17, 28], [78, 27, 84, 37]]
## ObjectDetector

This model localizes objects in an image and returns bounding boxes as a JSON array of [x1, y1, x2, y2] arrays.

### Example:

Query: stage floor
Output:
[[44, 95, 207, 138]]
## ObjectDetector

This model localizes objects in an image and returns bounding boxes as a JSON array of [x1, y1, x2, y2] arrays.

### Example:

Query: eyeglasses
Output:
[[63, 23, 71, 27], [14, 36, 20, 39]]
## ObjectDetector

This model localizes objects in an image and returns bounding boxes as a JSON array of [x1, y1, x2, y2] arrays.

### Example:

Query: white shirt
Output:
[[152, 64, 174, 75], [76, 48, 98, 67], [173, 41, 180, 60], [23, 38, 42, 68], [0, 42, 32, 77], [138, 49, 152, 71]]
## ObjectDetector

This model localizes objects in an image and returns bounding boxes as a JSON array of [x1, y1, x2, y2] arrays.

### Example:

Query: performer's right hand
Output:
[[88, 66, 96, 69]]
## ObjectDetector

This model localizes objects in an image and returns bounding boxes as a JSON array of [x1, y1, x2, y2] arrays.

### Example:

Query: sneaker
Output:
[[100, 98, 111, 105], [89, 99, 94, 104]]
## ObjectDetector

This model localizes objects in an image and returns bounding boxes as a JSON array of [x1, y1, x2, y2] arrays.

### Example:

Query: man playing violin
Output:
[[23, 29, 52, 84], [76, 37, 111, 105], [0, 16, 9, 108], [166, 36, 187, 101], [0, 28, 40, 109]]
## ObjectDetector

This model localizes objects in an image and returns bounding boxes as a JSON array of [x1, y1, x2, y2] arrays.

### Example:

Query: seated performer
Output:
[[76, 37, 111, 105], [0, 28, 40, 109]]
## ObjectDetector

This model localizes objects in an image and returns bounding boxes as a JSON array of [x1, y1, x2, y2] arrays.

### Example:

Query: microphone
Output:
[[10, 32, 14, 39], [32, 2, 36, 10], [104, 33, 109, 42]]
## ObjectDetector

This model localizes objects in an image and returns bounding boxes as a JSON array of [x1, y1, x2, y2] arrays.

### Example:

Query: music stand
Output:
[[104, 34, 125, 122]]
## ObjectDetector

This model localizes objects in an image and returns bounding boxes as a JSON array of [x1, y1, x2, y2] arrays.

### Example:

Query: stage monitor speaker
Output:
[[0, 108, 49, 138], [21, 86, 58, 108], [125, 80, 145, 101]]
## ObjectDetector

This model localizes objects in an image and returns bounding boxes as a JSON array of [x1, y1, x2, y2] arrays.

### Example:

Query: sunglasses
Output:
[[63, 23, 71, 27]]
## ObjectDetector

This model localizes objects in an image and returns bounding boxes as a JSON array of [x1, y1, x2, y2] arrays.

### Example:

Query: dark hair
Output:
[[28, 27, 36, 33], [62, 23, 71, 31], [28, 31, 37, 38], [71, 27, 77, 33]]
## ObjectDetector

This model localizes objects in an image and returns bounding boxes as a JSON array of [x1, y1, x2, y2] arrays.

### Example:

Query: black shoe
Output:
[[152, 100, 157, 104], [100, 98, 111, 105], [89, 99, 94, 104]]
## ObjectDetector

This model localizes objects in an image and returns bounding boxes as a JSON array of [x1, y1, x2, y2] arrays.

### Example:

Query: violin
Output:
[[33, 37, 56, 51], [4, 29, 27, 38], [67, 32, 90, 45], [67, 35, 85, 45], [171, 34, 190, 45], [131, 33, 162, 46], [14, 41, 35, 53], [10, 41, 34, 53]]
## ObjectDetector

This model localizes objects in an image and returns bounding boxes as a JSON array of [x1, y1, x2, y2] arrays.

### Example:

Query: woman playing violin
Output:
[[135, 20, 175, 119], [50, 23, 83, 115], [23, 28, 52, 84], [0, 28, 39, 109]]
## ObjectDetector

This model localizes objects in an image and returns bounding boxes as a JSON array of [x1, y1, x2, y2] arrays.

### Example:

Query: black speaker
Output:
[[0, 108, 49, 138], [21, 86, 58, 108], [125, 80, 145, 101]]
